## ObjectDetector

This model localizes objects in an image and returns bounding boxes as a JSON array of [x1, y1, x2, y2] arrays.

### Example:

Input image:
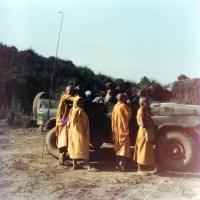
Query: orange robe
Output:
[[55, 93, 78, 149], [133, 107, 155, 165], [68, 97, 90, 159], [112, 102, 132, 158]]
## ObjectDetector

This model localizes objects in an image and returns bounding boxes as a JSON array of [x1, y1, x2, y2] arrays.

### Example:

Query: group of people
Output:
[[112, 94, 158, 175], [56, 85, 98, 171], [55, 77, 160, 175]]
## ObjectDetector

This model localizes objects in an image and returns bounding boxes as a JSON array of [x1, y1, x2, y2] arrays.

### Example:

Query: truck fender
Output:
[[155, 124, 199, 140]]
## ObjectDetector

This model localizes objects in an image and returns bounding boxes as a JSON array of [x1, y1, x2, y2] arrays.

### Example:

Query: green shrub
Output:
[[4, 95, 31, 127]]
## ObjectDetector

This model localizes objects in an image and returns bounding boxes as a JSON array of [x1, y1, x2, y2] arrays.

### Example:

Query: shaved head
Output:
[[66, 86, 73, 91], [139, 97, 147, 106], [117, 93, 126, 101], [65, 86, 74, 95]]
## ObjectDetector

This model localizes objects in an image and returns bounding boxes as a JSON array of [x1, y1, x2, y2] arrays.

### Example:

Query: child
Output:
[[67, 96, 99, 172], [112, 93, 132, 171], [133, 97, 156, 175]]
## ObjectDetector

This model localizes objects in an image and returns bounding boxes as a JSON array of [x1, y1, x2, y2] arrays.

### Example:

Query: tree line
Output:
[[0, 43, 199, 114]]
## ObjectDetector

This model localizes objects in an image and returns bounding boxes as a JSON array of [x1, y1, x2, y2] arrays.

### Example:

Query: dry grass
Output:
[[1, 96, 32, 127], [0, 125, 200, 200]]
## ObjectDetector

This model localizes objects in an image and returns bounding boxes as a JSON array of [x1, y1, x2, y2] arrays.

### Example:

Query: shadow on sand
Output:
[[85, 145, 200, 177]]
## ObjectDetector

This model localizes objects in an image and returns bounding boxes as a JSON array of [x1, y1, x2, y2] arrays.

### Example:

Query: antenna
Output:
[[49, 11, 64, 107], [43, 12, 64, 160]]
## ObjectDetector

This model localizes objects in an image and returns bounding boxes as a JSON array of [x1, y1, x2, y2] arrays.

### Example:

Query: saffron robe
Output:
[[112, 102, 132, 158], [55, 93, 78, 149], [68, 97, 90, 159], [133, 107, 156, 165]]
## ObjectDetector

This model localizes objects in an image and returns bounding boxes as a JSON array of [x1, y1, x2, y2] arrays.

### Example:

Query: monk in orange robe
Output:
[[67, 96, 99, 172], [112, 93, 132, 171], [133, 97, 156, 175], [56, 86, 78, 165]]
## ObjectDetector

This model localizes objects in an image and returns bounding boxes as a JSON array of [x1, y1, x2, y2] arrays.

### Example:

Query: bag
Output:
[[144, 127, 155, 143]]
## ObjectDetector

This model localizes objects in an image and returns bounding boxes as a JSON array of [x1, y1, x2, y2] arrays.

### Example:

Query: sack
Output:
[[144, 127, 155, 143]]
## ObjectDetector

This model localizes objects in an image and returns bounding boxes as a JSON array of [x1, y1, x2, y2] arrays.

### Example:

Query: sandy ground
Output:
[[0, 121, 200, 200]]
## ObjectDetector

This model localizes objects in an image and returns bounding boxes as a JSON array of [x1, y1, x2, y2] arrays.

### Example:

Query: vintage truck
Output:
[[33, 92, 200, 170]]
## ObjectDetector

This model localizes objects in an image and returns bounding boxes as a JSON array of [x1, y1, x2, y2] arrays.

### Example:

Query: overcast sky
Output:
[[0, 0, 199, 85]]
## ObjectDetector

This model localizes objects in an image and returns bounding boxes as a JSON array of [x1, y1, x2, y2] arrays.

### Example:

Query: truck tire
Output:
[[155, 131, 198, 170], [32, 92, 51, 120], [46, 127, 59, 159], [46, 127, 69, 160]]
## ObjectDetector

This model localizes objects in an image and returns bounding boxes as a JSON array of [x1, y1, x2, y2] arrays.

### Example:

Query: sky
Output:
[[0, 0, 200, 85]]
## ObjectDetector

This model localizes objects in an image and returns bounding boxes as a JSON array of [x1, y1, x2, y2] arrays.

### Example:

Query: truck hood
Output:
[[150, 103, 200, 116]]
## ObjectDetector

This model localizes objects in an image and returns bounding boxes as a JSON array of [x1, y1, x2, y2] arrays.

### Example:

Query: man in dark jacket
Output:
[[74, 77, 87, 100]]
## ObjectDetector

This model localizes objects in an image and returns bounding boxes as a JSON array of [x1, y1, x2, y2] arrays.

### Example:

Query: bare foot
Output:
[[137, 171, 151, 176], [88, 167, 100, 172], [154, 167, 166, 174], [72, 164, 83, 170]]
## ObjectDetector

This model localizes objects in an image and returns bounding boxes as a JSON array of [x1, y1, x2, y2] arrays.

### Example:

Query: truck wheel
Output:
[[90, 138, 103, 149], [155, 131, 198, 170], [32, 92, 52, 120], [46, 127, 59, 159], [46, 127, 69, 160]]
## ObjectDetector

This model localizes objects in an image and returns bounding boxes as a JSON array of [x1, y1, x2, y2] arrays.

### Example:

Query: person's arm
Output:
[[140, 118, 153, 128], [111, 107, 116, 141], [120, 106, 132, 135], [127, 99, 131, 107]]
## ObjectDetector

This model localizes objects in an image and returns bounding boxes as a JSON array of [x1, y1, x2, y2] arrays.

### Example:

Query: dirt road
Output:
[[0, 122, 200, 200]]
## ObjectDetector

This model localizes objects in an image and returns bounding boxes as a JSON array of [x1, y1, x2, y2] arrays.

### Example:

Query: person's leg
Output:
[[137, 164, 151, 176], [117, 156, 121, 163], [84, 159, 100, 172], [59, 147, 66, 166], [59, 147, 63, 153], [119, 157, 125, 171], [84, 159, 91, 169], [72, 159, 78, 169], [116, 156, 121, 170], [121, 157, 125, 164], [138, 163, 142, 172]]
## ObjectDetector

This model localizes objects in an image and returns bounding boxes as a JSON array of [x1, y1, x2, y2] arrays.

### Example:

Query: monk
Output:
[[133, 97, 156, 175], [112, 93, 132, 171], [67, 96, 99, 172], [56, 86, 78, 166]]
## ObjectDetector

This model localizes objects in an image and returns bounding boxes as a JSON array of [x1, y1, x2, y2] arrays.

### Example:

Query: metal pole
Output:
[[43, 12, 64, 160], [49, 11, 64, 100]]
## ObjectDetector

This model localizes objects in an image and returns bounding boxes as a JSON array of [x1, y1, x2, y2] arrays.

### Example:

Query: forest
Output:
[[0, 42, 199, 117]]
